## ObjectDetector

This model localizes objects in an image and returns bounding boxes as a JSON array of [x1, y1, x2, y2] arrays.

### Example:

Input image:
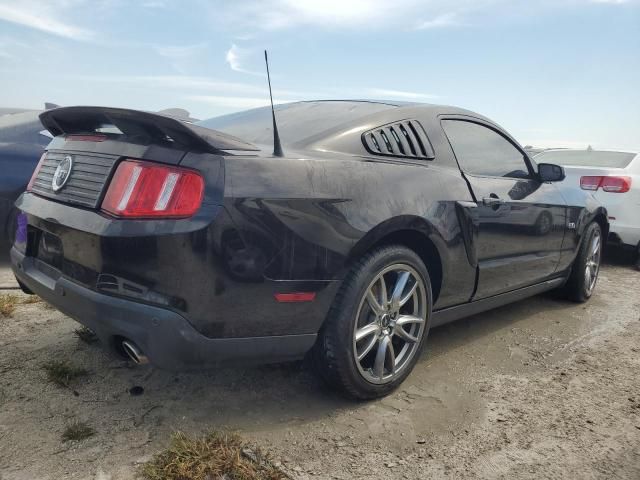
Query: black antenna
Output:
[[264, 50, 284, 157]]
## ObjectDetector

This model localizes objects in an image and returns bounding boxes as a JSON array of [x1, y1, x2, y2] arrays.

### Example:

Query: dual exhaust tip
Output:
[[121, 340, 149, 365]]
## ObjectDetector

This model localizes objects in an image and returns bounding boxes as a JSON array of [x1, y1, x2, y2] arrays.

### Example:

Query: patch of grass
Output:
[[21, 295, 42, 305], [62, 421, 95, 442], [74, 327, 99, 344], [42, 360, 88, 388], [0, 293, 18, 317], [139, 431, 288, 480], [19, 295, 57, 310]]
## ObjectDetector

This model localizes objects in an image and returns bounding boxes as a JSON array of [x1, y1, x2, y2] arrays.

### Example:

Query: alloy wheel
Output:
[[352, 264, 427, 385], [584, 230, 601, 295]]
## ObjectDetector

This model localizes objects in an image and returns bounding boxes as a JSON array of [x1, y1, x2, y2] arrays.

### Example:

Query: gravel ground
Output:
[[0, 253, 638, 480]]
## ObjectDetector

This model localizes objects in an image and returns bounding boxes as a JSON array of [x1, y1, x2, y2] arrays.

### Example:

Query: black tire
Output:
[[563, 222, 602, 302], [313, 245, 432, 400]]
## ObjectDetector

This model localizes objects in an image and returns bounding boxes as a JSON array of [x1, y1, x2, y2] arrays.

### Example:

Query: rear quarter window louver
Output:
[[362, 120, 435, 160]]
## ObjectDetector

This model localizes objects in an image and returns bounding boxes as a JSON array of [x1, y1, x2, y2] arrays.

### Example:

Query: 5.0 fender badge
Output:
[[52, 155, 73, 192]]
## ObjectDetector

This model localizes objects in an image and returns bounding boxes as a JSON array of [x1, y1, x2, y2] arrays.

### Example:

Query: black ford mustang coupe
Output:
[[10, 101, 606, 399]]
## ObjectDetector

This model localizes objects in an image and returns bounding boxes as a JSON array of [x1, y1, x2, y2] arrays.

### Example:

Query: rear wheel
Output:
[[564, 222, 602, 302], [313, 245, 432, 399]]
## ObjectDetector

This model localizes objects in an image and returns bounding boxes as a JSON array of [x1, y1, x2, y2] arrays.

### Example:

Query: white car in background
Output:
[[533, 149, 640, 263]]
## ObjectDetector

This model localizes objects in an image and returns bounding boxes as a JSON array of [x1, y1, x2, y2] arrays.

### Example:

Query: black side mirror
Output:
[[538, 163, 565, 182]]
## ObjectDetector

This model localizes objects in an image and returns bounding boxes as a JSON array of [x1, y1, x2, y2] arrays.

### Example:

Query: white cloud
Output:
[[264, 0, 392, 29], [211, 0, 637, 32], [0, 1, 93, 40], [225, 44, 244, 71], [225, 44, 262, 75], [214, 0, 425, 31], [212, 0, 479, 31]]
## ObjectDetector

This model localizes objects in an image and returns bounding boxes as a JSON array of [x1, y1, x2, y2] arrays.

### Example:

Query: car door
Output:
[[441, 118, 566, 299]]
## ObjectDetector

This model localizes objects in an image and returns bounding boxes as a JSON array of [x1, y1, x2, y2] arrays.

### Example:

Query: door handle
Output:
[[482, 196, 505, 206]]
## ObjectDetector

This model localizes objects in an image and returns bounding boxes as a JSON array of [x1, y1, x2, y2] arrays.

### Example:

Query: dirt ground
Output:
[[0, 253, 639, 480]]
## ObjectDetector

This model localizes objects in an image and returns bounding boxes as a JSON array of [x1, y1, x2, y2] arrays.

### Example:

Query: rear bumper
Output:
[[608, 224, 640, 249], [11, 248, 317, 370], [14, 193, 337, 339]]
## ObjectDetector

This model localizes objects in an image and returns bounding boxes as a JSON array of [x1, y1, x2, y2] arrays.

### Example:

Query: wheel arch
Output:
[[592, 208, 609, 242], [577, 206, 609, 250], [347, 216, 444, 304]]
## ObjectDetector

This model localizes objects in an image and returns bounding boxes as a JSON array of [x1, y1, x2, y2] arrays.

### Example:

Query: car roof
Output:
[[274, 99, 482, 115], [294, 99, 416, 107], [199, 100, 490, 149]]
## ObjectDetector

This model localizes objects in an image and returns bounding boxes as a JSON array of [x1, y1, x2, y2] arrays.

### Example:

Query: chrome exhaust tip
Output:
[[121, 340, 149, 365]]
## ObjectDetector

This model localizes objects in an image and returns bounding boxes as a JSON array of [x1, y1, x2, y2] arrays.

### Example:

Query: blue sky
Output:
[[0, 0, 638, 149]]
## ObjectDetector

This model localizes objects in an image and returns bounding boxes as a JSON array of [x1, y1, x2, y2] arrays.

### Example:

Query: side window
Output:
[[442, 120, 530, 178]]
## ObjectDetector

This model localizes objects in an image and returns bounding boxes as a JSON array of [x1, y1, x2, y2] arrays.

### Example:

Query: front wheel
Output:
[[564, 222, 602, 302], [313, 245, 432, 399]]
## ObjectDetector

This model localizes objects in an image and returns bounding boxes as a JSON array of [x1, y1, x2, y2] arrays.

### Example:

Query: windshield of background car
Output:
[[534, 150, 636, 168], [198, 101, 396, 145]]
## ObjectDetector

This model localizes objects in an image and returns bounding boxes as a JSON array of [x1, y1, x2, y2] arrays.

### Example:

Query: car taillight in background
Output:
[[101, 159, 204, 218], [26, 152, 48, 191], [580, 176, 632, 193]]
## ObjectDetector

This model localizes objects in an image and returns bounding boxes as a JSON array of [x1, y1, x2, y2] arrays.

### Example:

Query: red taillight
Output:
[[601, 176, 631, 193], [101, 159, 204, 218], [579, 176, 601, 191], [27, 152, 47, 191], [580, 175, 631, 194]]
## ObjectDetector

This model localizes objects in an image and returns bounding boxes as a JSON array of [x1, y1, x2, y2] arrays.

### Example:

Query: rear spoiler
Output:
[[39, 106, 258, 152]]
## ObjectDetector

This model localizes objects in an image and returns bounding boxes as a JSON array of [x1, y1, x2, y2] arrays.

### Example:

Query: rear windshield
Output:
[[534, 150, 636, 168], [198, 101, 395, 145]]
